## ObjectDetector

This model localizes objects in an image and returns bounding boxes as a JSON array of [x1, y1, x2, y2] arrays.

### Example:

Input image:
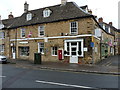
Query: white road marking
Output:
[[0, 76, 6, 78], [36, 80, 96, 89]]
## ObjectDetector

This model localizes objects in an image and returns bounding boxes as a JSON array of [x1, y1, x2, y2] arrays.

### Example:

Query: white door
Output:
[[70, 42, 78, 63], [12, 47, 16, 59]]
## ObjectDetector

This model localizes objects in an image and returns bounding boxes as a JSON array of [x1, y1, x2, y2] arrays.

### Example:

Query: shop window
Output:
[[19, 47, 29, 56], [52, 47, 58, 56], [38, 42, 44, 54]]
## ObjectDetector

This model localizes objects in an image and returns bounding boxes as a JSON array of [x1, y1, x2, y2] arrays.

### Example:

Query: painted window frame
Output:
[[70, 21, 78, 35], [0, 32, 5, 39], [26, 13, 32, 21], [21, 28, 25, 38], [43, 8, 51, 18], [64, 39, 84, 57], [51, 46, 58, 56], [0, 44, 4, 53], [38, 26, 45, 37], [38, 42, 44, 54], [19, 46, 29, 56]]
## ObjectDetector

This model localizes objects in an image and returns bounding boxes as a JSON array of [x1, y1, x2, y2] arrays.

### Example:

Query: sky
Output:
[[0, 0, 119, 28]]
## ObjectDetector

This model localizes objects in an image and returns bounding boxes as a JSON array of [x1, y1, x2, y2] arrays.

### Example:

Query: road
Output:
[[1, 64, 119, 89]]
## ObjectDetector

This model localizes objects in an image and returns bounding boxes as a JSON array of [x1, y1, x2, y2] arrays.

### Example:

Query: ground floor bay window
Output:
[[19, 47, 29, 56], [64, 39, 83, 63]]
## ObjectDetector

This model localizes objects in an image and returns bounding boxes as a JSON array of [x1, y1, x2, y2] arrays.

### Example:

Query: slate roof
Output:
[[99, 22, 118, 32], [2, 2, 93, 29], [2, 17, 19, 29]]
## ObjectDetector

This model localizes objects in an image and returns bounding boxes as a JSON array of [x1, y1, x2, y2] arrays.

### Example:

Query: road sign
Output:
[[90, 42, 94, 47]]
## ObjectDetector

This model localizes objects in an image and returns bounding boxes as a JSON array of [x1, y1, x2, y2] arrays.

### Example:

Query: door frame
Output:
[[11, 46, 16, 59]]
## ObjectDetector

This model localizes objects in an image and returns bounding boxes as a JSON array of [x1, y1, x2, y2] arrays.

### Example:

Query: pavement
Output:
[[7, 55, 120, 75]]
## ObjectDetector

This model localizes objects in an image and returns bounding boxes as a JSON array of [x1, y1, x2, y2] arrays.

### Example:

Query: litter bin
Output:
[[34, 53, 41, 64]]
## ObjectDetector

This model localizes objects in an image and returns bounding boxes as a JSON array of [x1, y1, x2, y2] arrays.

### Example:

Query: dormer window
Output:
[[26, 13, 32, 21], [43, 8, 51, 18]]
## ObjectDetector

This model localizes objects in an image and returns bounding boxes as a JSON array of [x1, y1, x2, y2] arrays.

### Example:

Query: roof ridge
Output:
[[24, 2, 74, 13], [72, 2, 91, 16]]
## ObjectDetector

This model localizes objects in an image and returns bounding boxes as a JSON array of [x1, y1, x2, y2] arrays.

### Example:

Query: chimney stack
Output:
[[109, 22, 113, 26], [88, 9, 92, 14], [61, 0, 67, 6], [24, 1, 29, 13], [8, 12, 14, 19], [0, 15, 1, 20], [98, 17, 103, 23]]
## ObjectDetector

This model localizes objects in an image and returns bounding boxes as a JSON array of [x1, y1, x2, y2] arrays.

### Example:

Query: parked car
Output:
[[0, 55, 7, 64]]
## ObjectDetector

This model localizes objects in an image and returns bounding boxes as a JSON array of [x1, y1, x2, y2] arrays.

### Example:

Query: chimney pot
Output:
[[61, 0, 67, 6], [24, 1, 29, 13], [98, 17, 103, 22], [109, 22, 112, 26], [8, 12, 14, 19], [88, 9, 92, 14]]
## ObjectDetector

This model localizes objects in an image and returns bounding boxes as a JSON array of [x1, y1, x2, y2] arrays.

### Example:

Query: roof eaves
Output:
[[8, 15, 93, 29]]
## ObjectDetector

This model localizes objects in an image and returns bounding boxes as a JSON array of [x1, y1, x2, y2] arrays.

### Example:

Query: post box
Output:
[[58, 49, 64, 60]]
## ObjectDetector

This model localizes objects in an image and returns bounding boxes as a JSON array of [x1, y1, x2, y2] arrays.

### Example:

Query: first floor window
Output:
[[0, 44, 4, 52], [38, 42, 44, 54], [52, 47, 58, 56], [38, 26, 45, 36], [70, 21, 78, 35], [19, 47, 29, 56], [21, 28, 25, 38]]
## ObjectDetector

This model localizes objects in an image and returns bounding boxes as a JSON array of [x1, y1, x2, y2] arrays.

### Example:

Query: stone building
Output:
[[0, 1, 119, 64], [98, 17, 119, 59]]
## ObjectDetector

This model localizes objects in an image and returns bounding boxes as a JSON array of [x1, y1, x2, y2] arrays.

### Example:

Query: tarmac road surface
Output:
[[1, 64, 119, 89]]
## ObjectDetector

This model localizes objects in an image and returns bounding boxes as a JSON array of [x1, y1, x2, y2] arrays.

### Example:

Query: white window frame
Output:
[[0, 44, 4, 53], [64, 39, 84, 57], [21, 28, 25, 38], [0, 32, 5, 39], [51, 46, 58, 56], [38, 26, 45, 37], [94, 28, 101, 37], [43, 8, 51, 18], [26, 13, 32, 21], [108, 27, 111, 33], [70, 21, 78, 35], [38, 42, 44, 54]]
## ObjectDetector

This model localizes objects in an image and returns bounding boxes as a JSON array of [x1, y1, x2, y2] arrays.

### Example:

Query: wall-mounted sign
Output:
[[19, 42, 28, 44], [11, 43, 14, 46], [90, 42, 94, 47], [44, 37, 48, 42], [84, 47, 88, 51]]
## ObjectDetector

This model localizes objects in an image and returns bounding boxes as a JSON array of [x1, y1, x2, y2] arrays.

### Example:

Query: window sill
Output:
[[38, 35, 45, 37], [21, 37, 26, 38], [52, 55, 57, 56]]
